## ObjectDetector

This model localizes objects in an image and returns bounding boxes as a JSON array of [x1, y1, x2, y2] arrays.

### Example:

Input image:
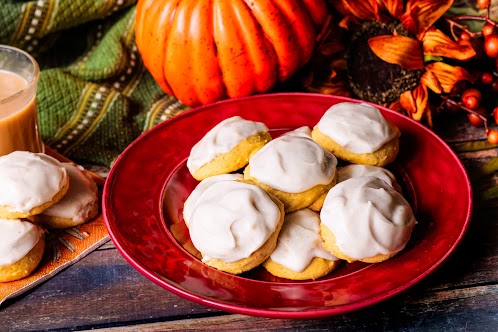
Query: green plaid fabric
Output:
[[0, 0, 188, 165]]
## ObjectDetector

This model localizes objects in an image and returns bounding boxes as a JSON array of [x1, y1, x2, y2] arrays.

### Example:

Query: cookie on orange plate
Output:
[[0, 151, 69, 219], [0, 218, 45, 282], [37, 163, 99, 229]]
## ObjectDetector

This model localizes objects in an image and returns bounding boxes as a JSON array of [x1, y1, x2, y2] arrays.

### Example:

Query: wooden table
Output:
[[1, 114, 497, 331]]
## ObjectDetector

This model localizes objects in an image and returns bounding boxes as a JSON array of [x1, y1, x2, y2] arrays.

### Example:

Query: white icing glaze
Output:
[[183, 173, 243, 227], [337, 164, 402, 193], [0, 151, 68, 213], [249, 128, 337, 193], [281, 126, 312, 138], [187, 116, 269, 173], [270, 209, 337, 272], [316, 102, 400, 154], [0, 219, 41, 267], [41, 163, 99, 225], [189, 181, 281, 263], [320, 176, 416, 260]]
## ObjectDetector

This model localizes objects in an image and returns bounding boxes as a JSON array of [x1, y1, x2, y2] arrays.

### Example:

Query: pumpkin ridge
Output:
[[136, 0, 176, 94], [158, 0, 181, 96], [163, 0, 197, 105], [212, 0, 251, 98], [272, 0, 315, 67], [218, 0, 283, 97], [165, 0, 223, 105], [244, 0, 301, 82], [211, 6, 228, 100], [238, 0, 279, 92], [191, 0, 220, 104], [191, 0, 226, 104]]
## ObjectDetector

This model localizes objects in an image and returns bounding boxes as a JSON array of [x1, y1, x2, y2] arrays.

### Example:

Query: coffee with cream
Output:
[[0, 67, 43, 156]]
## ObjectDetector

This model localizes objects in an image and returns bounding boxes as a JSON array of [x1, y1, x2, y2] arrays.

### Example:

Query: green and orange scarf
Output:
[[0, 0, 188, 166]]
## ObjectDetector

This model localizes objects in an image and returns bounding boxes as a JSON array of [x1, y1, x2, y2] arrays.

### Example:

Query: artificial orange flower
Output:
[[333, 0, 476, 124]]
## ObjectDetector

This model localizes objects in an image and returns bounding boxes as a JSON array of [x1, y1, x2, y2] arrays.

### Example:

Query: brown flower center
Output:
[[346, 21, 423, 105]]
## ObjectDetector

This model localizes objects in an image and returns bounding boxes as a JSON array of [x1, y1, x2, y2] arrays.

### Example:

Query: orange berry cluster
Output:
[[450, 0, 498, 144]]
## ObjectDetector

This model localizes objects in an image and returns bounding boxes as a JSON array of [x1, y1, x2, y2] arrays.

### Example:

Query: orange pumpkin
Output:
[[135, 0, 327, 107]]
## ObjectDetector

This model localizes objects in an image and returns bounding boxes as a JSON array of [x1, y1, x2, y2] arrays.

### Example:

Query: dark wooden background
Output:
[[1, 115, 497, 331]]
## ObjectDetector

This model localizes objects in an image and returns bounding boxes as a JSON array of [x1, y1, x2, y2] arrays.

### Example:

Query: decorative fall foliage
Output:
[[135, 0, 327, 107], [299, 14, 352, 97], [332, 0, 476, 124]]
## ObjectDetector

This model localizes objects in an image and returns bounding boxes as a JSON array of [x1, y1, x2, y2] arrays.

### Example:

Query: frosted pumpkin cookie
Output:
[[312, 102, 400, 166], [337, 164, 402, 193], [37, 163, 99, 229], [263, 209, 340, 280], [0, 218, 45, 282], [183, 173, 243, 228], [320, 177, 416, 263], [244, 127, 338, 212], [189, 180, 284, 275], [0, 151, 69, 219], [187, 116, 271, 181]]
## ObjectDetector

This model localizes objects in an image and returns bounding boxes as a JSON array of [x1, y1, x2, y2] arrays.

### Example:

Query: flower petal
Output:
[[420, 70, 442, 94], [400, 91, 415, 115], [388, 100, 404, 113], [382, 0, 404, 19], [335, 0, 381, 20], [333, 0, 354, 16], [400, 10, 417, 36], [402, 0, 453, 38], [368, 35, 424, 70], [400, 84, 428, 121], [423, 29, 476, 60], [339, 15, 359, 30], [426, 106, 434, 128], [426, 62, 475, 93]]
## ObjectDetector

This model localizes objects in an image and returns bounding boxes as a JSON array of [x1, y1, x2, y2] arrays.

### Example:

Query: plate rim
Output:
[[103, 92, 473, 318]]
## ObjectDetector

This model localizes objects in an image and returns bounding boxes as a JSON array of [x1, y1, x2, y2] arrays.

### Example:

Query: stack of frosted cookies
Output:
[[183, 102, 417, 281], [0, 151, 99, 282]]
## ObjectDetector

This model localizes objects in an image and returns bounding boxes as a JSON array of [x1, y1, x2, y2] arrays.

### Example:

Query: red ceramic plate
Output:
[[103, 93, 472, 318]]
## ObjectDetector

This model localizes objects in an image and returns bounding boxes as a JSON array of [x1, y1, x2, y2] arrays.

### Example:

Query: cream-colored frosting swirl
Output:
[[0, 151, 68, 213], [248, 128, 337, 193], [41, 163, 99, 225], [281, 126, 312, 138], [337, 164, 402, 193], [183, 173, 243, 227], [316, 102, 400, 154], [187, 116, 269, 173], [321, 176, 416, 260], [270, 209, 337, 272], [189, 181, 281, 263], [0, 219, 42, 266]]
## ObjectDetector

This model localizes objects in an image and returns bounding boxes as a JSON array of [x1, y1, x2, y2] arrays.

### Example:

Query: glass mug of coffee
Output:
[[0, 45, 43, 156]]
